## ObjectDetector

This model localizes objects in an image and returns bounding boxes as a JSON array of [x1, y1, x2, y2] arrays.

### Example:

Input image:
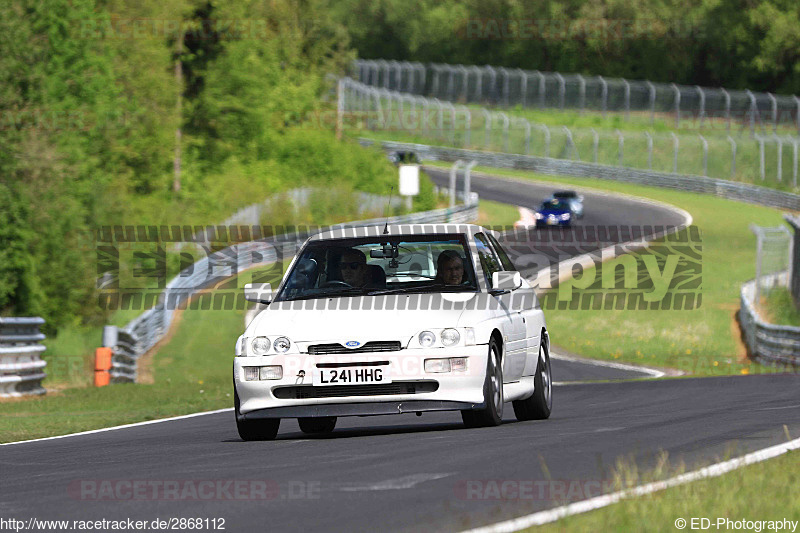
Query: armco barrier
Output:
[[739, 274, 800, 367], [0, 317, 47, 397], [102, 192, 478, 383], [360, 139, 800, 212]]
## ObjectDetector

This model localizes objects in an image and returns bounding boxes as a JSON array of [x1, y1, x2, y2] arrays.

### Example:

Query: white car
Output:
[[233, 224, 552, 440]]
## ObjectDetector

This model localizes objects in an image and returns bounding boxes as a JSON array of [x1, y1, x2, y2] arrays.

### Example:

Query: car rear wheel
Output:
[[234, 389, 280, 441], [298, 417, 337, 434], [512, 341, 552, 421], [462, 338, 503, 428]]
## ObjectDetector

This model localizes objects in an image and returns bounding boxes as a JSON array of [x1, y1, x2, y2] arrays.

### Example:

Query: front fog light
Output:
[[259, 366, 283, 380], [450, 357, 468, 372], [419, 331, 436, 348], [425, 358, 451, 373], [441, 328, 460, 346], [251, 337, 270, 355], [273, 337, 291, 353], [244, 367, 259, 381]]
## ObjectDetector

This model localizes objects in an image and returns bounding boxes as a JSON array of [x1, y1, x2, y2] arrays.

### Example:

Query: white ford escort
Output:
[[233, 224, 552, 440]]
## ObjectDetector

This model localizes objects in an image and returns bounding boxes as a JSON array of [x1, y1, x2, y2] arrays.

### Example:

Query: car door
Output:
[[474, 233, 526, 381], [486, 233, 541, 377]]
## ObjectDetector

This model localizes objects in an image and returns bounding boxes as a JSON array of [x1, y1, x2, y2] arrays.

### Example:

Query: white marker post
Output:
[[399, 162, 419, 211]]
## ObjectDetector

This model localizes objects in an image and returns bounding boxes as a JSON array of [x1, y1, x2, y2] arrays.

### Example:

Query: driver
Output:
[[337, 249, 369, 287], [435, 250, 466, 285]]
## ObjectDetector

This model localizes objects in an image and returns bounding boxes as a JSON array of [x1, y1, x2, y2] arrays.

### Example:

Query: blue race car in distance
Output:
[[535, 199, 573, 227]]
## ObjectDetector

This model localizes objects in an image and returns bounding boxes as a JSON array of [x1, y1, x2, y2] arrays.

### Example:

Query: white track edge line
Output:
[[462, 435, 800, 533], [0, 408, 234, 446], [550, 352, 665, 378]]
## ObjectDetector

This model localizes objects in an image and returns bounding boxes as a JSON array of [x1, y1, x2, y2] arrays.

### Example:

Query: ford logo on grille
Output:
[[345, 341, 361, 348]]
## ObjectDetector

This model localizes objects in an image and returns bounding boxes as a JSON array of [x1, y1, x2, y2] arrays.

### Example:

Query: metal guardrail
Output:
[[739, 274, 800, 367], [360, 139, 800, 212], [0, 317, 47, 397], [103, 191, 478, 383]]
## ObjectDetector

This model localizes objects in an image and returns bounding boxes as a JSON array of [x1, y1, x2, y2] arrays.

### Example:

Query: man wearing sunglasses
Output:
[[337, 249, 370, 288]]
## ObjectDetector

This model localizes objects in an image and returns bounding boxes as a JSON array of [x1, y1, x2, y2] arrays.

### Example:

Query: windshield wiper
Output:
[[367, 284, 475, 296], [279, 287, 369, 302]]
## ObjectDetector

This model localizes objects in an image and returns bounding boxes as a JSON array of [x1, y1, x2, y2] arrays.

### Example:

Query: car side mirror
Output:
[[492, 271, 522, 292], [244, 283, 272, 304]]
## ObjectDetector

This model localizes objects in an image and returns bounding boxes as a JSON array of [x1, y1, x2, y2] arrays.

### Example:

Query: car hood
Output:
[[538, 208, 570, 215], [246, 293, 498, 343]]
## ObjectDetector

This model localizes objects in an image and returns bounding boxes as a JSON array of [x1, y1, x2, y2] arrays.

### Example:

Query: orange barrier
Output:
[[94, 347, 112, 387]]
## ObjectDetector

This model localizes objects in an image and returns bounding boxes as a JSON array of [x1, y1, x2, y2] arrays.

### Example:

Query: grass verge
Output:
[[760, 288, 800, 327], [531, 449, 799, 533]]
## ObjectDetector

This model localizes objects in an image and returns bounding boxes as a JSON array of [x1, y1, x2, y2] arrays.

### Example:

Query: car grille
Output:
[[272, 381, 439, 399], [307, 341, 402, 355]]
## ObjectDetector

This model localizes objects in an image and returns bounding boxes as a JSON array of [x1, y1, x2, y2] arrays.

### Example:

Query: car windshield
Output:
[[540, 200, 565, 210], [274, 234, 478, 302], [553, 191, 577, 199]]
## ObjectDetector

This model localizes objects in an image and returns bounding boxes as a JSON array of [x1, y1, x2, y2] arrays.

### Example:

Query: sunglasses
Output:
[[339, 261, 364, 271]]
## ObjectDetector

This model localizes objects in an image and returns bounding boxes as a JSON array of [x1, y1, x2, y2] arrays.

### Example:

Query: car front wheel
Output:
[[462, 338, 503, 428], [512, 341, 552, 421], [235, 389, 280, 441]]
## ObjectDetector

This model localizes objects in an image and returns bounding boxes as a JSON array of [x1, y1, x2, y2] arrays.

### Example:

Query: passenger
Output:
[[435, 250, 466, 285]]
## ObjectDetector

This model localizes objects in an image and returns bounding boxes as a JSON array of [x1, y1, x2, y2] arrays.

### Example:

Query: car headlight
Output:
[[251, 336, 271, 355], [418, 331, 436, 348], [560, 213, 571, 220], [534, 212, 543, 220], [273, 337, 291, 353], [441, 328, 460, 346]]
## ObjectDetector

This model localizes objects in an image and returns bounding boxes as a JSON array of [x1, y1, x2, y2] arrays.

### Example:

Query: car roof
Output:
[[307, 223, 499, 242]]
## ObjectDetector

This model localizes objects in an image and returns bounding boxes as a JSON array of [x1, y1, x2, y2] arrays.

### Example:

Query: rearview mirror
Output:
[[244, 283, 272, 304], [492, 271, 522, 291]]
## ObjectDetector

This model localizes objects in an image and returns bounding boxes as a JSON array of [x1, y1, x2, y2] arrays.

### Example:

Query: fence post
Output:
[[671, 83, 681, 128], [500, 67, 510, 107], [623, 79, 631, 120], [445, 101, 456, 144], [485, 65, 497, 104], [646, 81, 656, 125], [421, 96, 429, 136], [518, 68, 527, 108], [460, 105, 471, 146], [768, 93, 778, 133], [696, 86, 705, 129], [471, 66, 482, 103], [536, 71, 545, 108], [699, 134, 708, 176], [796, 96, 800, 136], [416, 63, 426, 93], [482, 108, 492, 148], [776, 136, 783, 182], [591, 128, 599, 163], [464, 160, 478, 201], [556, 72, 565, 111], [433, 98, 444, 140], [616, 129, 624, 167], [794, 139, 799, 187], [458, 65, 468, 102], [577, 74, 586, 114], [747, 90, 757, 138], [722, 88, 731, 132], [563, 126, 578, 160], [728, 136, 737, 178], [449, 160, 464, 208], [537, 124, 551, 158], [758, 135, 765, 180], [430, 64, 441, 96], [445, 65, 456, 101], [599, 76, 608, 118], [671, 132, 679, 173], [522, 118, 531, 154], [644, 132, 653, 169], [498, 112, 510, 152]]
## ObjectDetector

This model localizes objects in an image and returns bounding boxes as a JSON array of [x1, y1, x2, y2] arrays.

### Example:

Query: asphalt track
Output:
[[2, 170, 798, 532]]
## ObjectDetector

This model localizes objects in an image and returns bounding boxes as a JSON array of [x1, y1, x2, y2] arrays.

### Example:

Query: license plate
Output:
[[546, 218, 557, 225], [312, 366, 390, 386]]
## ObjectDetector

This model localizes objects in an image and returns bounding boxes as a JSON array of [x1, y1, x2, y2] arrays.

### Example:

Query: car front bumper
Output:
[[234, 345, 489, 418]]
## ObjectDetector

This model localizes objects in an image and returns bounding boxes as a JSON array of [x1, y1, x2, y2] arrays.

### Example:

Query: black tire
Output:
[[461, 338, 504, 428], [234, 389, 280, 441], [512, 340, 553, 421], [298, 417, 337, 434]]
